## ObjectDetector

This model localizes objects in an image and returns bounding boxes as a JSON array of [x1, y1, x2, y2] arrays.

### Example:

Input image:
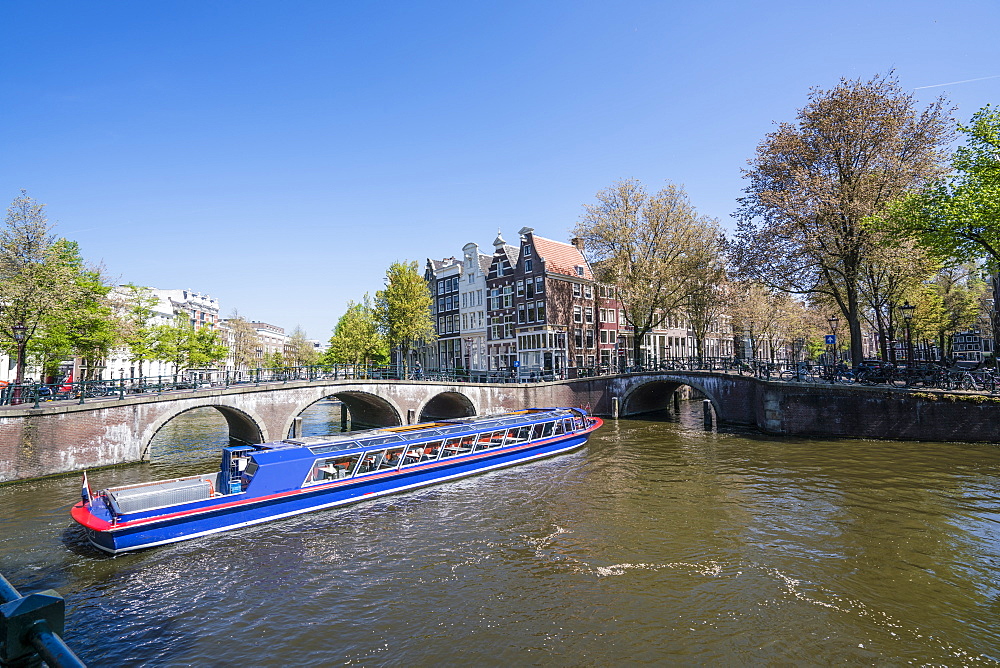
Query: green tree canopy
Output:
[[890, 105, 1000, 351], [375, 261, 435, 375], [327, 294, 388, 366]]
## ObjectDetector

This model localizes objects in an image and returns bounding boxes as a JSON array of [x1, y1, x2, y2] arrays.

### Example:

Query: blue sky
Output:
[[2, 1, 998, 340]]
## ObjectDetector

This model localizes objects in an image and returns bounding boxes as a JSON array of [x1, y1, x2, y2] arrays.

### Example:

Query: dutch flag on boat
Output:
[[81, 471, 92, 504]]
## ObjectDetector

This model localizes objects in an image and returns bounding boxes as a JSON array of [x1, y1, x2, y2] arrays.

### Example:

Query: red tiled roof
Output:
[[531, 235, 593, 280]]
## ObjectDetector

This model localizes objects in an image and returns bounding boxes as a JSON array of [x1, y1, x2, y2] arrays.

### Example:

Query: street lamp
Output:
[[616, 335, 625, 374], [827, 315, 839, 369], [11, 324, 27, 403], [900, 301, 915, 378]]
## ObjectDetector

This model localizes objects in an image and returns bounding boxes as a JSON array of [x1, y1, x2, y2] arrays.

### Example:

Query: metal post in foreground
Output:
[[0, 572, 86, 668], [703, 399, 713, 429], [611, 396, 620, 419]]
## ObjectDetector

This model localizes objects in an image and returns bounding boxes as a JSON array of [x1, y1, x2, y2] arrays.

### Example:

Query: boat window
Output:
[[503, 427, 524, 446], [475, 430, 504, 451], [244, 460, 259, 477], [530, 423, 544, 440], [379, 446, 406, 471], [401, 440, 442, 467], [304, 454, 362, 485], [354, 446, 403, 475], [358, 435, 402, 447], [309, 441, 359, 455], [440, 436, 473, 459], [553, 420, 565, 435], [539, 422, 554, 438]]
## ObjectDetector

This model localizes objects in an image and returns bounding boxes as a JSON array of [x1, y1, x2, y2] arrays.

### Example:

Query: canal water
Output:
[[2, 399, 1000, 666]]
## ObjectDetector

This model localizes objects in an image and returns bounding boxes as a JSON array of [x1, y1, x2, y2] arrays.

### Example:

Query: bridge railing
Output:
[[3, 358, 995, 407]]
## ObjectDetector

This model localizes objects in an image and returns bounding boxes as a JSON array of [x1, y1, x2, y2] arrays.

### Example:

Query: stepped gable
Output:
[[531, 235, 593, 280]]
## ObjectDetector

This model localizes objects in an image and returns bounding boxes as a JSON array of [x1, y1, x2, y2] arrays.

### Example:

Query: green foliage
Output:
[[0, 191, 116, 381], [375, 261, 435, 371], [117, 283, 160, 373], [893, 104, 1000, 264], [152, 316, 227, 374], [327, 294, 388, 366]]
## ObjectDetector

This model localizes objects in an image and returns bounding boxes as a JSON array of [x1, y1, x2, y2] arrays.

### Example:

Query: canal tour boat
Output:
[[72, 407, 602, 554]]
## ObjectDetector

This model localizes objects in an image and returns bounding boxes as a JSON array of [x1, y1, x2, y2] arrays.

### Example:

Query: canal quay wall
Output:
[[1, 374, 999, 483]]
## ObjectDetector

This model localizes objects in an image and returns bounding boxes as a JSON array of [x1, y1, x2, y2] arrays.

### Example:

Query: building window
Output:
[[535, 276, 544, 293], [516, 280, 524, 297], [573, 283, 581, 298], [585, 308, 593, 323], [524, 245, 532, 256], [524, 258, 533, 272], [518, 304, 526, 324], [574, 306, 582, 323], [584, 285, 592, 299], [502, 285, 513, 308], [575, 266, 584, 276], [537, 301, 545, 321], [586, 329, 594, 348], [574, 328, 583, 348]]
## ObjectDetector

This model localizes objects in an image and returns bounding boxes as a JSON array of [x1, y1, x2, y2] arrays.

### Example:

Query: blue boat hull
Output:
[[85, 430, 590, 554]]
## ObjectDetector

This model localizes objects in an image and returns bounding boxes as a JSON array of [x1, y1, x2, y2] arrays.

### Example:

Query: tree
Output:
[[0, 191, 87, 384], [375, 261, 436, 376], [858, 235, 938, 362], [114, 283, 160, 379], [32, 241, 117, 380], [891, 104, 1000, 352], [187, 326, 229, 371], [729, 281, 813, 361], [683, 234, 729, 360], [286, 326, 319, 366], [225, 312, 261, 372], [732, 73, 954, 366], [573, 179, 721, 364], [151, 316, 227, 375], [327, 294, 388, 366]]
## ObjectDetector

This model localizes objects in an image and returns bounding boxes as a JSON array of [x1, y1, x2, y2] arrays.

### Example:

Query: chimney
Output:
[[571, 237, 584, 252]]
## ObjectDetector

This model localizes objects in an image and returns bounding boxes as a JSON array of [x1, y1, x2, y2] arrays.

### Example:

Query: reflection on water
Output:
[[2, 400, 1000, 665]]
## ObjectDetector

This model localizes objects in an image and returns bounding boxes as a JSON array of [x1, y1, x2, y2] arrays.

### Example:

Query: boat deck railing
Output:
[[105, 473, 219, 515]]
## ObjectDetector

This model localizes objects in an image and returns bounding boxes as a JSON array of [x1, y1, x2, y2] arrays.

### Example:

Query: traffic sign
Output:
[[825, 335, 836, 345], [512, 360, 521, 368]]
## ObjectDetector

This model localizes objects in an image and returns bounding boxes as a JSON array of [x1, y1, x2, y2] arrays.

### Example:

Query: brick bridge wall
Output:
[[1, 374, 997, 483]]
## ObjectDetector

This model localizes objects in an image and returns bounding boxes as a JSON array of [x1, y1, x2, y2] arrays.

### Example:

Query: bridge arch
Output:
[[139, 403, 269, 460], [621, 377, 719, 418], [283, 390, 403, 437], [417, 392, 478, 422]]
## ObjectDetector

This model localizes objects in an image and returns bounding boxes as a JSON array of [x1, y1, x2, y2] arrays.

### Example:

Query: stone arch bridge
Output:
[[3, 371, 997, 483]]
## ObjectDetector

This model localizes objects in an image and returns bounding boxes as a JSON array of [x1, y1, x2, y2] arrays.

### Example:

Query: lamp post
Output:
[[12, 324, 27, 403], [827, 316, 839, 379], [900, 301, 915, 381]]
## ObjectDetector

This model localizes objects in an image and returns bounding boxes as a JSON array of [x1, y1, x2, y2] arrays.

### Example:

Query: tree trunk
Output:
[[993, 269, 1000, 371]]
